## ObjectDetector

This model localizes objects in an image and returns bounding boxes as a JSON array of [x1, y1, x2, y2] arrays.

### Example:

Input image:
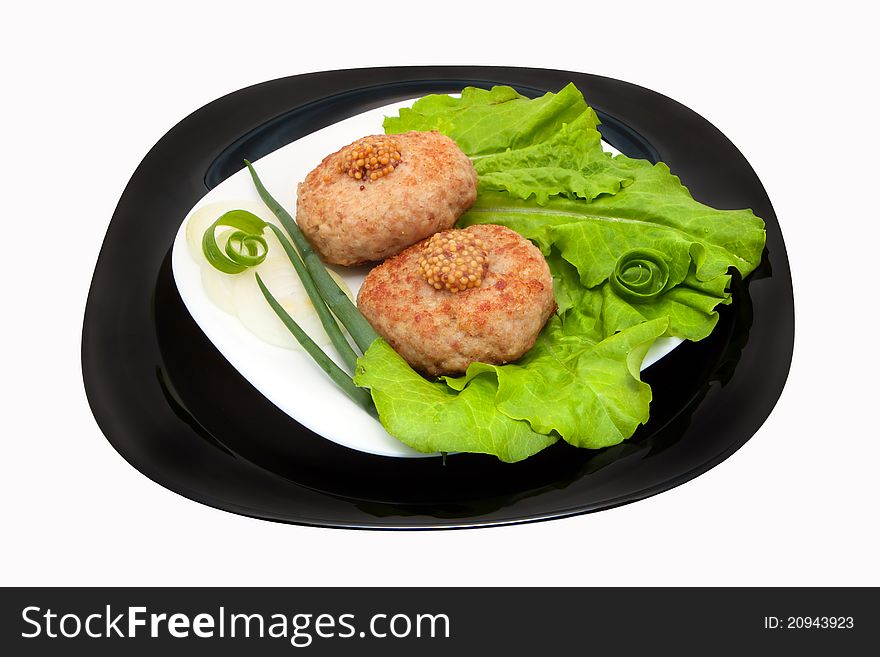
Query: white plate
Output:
[[171, 98, 682, 458]]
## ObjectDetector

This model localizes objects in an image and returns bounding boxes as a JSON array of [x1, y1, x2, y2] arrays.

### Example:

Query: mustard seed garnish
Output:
[[338, 137, 402, 182], [417, 231, 489, 293]]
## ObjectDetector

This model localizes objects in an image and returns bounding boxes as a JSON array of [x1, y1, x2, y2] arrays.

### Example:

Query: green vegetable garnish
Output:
[[254, 272, 373, 413], [354, 339, 558, 462], [200, 165, 381, 416], [200, 201, 362, 375], [610, 249, 670, 303], [201, 209, 269, 274]]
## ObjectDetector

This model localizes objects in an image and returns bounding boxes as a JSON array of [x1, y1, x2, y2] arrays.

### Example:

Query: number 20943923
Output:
[[764, 616, 854, 629]]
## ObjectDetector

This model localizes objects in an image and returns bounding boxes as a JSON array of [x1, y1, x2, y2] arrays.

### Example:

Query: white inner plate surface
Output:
[[171, 98, 683, 458]]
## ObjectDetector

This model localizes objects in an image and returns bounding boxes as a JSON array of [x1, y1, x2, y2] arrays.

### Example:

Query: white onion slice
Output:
[[199, 262, 238, 315], [234, 260, 320, 348]]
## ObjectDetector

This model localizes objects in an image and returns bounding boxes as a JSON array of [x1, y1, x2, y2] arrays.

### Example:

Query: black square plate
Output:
[[82, 66, 793, 529]]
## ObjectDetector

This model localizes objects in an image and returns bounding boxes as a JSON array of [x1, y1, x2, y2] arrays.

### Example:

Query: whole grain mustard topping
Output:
[[417, 231, 489, 293], [338, 137, 402, 182]]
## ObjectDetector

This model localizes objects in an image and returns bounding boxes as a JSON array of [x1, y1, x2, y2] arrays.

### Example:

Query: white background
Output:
[[2, 1, 877, 586]]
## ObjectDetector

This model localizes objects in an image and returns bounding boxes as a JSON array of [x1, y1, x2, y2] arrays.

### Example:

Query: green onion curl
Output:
[[201, 209, 269, 274]]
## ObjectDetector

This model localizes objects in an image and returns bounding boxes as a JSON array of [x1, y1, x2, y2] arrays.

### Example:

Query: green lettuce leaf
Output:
[[386, 84, 630, 204], [474, 114, 630, 203], [462, 168, 761, 341], [545, 252, 731, 342], [354, 339, 558, 463], [384, 83, 594, 156], [355, 317, 667, 458], [462, 161, 765, 280], [443, 314, 669, 448]]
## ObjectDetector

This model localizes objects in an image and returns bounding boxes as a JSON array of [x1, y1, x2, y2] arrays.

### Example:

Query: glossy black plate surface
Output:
[[82, 66, 793, 529]]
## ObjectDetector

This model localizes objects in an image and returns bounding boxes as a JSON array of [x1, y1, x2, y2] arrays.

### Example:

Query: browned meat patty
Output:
[[357, 224, 556, 376], [296, 130, 478, 266]]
